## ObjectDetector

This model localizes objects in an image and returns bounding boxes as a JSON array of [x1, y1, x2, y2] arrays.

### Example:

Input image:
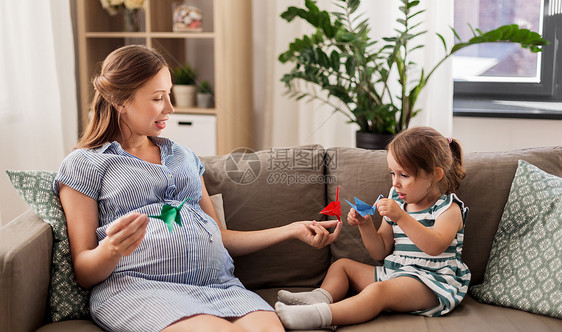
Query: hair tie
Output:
[[447, 137, 453, 144]]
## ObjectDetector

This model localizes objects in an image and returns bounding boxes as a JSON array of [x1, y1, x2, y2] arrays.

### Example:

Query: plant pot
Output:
[[356, 131, 394, 150], [173, 85, 197, 107], [196, 93, 213, 108]]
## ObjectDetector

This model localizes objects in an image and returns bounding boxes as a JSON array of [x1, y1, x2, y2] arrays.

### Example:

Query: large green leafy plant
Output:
[[279, 0, 548, 135]]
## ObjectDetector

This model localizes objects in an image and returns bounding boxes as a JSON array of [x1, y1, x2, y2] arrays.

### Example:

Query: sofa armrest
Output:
[[0, 210, 53, 332]]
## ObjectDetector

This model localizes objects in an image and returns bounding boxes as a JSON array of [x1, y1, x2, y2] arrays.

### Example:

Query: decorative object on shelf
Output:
[[279, 0, 549, 149], [100, 0, 145, 32], [172, 64, 197, 107], [197, 80, 214, 108], [123, 7, 141, 32], [173, 1, 203, 32]]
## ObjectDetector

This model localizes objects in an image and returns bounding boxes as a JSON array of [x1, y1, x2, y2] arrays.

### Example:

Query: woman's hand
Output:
[[347, 208, 371, 226], [292, 220, 342, 249], [375, 198, 407, 223], [103, 212, 149, 257], [221, 220, 342, 256]]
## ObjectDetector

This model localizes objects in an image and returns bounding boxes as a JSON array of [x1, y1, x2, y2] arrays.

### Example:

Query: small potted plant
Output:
[[172, 64, 197, 107], [197, 80, 214, 108]]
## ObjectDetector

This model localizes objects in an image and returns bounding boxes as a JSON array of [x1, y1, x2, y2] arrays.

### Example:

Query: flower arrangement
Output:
[[173, 4, 203, 32], [100, 0, 145, 16]]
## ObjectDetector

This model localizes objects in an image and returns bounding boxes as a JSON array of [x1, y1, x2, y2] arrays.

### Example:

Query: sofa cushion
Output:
[[458, 146, 562, 284], [6, 170, 90, 322], [209, 193, 226, 229], [201, 145, 331, 289], [470, 160, 562, 318], [326, 147, 391, 265]]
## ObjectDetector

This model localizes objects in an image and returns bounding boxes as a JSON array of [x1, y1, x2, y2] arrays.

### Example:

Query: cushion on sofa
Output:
[[458, 146, 562, 284], [326, 147, 392, 265], [201, 145, 331, 289], [470, 160, 562, 318], [6, 170, 90, 322]]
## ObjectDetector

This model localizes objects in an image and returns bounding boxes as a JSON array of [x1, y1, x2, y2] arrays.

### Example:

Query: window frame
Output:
[[453, 0, 562, 119]]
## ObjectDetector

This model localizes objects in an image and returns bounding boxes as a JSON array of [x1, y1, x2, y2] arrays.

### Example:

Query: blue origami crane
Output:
[[345, 194, 384, 217]]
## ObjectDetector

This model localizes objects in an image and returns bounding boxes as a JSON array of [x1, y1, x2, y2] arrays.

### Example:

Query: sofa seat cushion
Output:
[[255, 288, 562, 331], [36, 320, 104, 332], [336, 296, 562, 332], [201, 145, 331, 290]]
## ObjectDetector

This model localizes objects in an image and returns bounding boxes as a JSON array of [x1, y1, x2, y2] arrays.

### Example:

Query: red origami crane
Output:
[[320, 186, 341, 222]]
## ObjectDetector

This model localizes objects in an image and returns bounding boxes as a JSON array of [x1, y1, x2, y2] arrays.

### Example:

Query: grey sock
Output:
[[275, 302, 332, 329], [277, 288, 333, 305]]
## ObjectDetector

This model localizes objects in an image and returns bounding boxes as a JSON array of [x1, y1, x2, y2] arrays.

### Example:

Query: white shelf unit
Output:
[[76, 0, 254, 155]]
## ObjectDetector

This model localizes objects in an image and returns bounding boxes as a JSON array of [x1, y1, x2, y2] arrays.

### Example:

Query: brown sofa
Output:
[[1, 145, 561, 331]]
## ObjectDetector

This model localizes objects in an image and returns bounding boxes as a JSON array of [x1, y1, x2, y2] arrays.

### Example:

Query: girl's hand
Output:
[[375, 198, 406, 223], [347, 208, 371, 226], [293, 220, 342, 249], [103, 212, 149, 257]]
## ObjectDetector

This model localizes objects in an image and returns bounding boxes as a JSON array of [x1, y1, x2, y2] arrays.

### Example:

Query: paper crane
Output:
[[148, 197, 191, 233], [345, 194, 384, 218], [320, 186, 342, 222]]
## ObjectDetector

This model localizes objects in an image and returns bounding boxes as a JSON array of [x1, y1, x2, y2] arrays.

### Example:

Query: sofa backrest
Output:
[[201, 145, 330, 289], [203, 145, 562, 289], [325, 147, 392, 266]]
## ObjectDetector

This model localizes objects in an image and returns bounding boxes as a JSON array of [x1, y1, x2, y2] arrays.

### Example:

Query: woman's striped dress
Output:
[[54, 137, 272, 332], [374, 187, 471, 317]]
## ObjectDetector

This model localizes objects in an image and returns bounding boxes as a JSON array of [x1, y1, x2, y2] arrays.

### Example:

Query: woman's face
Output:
[[119, 67, 174, 140]]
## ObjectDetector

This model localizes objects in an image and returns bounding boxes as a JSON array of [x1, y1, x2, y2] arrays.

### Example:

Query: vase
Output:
[[355, 131, 394, 150], [173, 85, 197, 107], [196, 93, 213, 108], [124, 9, 141, 32]]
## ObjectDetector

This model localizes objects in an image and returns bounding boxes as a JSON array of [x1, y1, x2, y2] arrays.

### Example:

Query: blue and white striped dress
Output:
[[53, 137, 272, 332], [375, 187, 471, 317]]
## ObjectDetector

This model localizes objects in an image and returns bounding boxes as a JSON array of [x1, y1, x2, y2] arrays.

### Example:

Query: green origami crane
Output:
[[148, 197, 191, 233]]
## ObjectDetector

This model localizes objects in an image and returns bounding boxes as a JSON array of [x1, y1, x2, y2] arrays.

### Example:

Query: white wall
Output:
[[453, 117, 562, 153]]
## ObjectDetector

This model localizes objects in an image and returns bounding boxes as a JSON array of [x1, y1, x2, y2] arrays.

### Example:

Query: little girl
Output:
[[275, 126, 471, 329]]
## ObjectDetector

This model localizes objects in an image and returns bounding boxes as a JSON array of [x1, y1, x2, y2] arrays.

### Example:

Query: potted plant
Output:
[[279, 0, 549, 149], [172, 64, 197, 107], [196, 80, 214, 108]]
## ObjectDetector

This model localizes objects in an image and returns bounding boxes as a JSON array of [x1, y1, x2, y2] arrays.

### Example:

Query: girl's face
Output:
[[119, 67, 174, 140], [387, 151, 441, 210]]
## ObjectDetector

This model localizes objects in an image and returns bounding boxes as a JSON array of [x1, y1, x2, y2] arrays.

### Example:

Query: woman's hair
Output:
[[77, 45, 168, 149], [387, 126, 465, 194]]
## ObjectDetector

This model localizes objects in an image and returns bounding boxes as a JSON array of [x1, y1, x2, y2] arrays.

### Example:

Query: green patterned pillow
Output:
[[6, 170, 90, 322], [470, 160, 562, 318]]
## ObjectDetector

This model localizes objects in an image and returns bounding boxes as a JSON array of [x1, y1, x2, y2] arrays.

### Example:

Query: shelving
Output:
[[76, 0, 254, 155]]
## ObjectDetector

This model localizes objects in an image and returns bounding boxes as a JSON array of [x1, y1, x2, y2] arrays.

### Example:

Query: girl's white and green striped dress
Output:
[[375, 187, 471, 317]]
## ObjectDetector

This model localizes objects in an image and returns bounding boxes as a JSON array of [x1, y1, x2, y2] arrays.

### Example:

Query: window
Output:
[[453, 0, 562, 119]]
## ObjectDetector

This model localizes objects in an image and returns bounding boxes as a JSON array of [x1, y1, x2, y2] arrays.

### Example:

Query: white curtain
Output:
[[253, 0, 454, 150], [0, 0, 77, 225]]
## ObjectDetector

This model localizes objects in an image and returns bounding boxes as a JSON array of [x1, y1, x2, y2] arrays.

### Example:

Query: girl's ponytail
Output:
[[445, 138, 466, 194]]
